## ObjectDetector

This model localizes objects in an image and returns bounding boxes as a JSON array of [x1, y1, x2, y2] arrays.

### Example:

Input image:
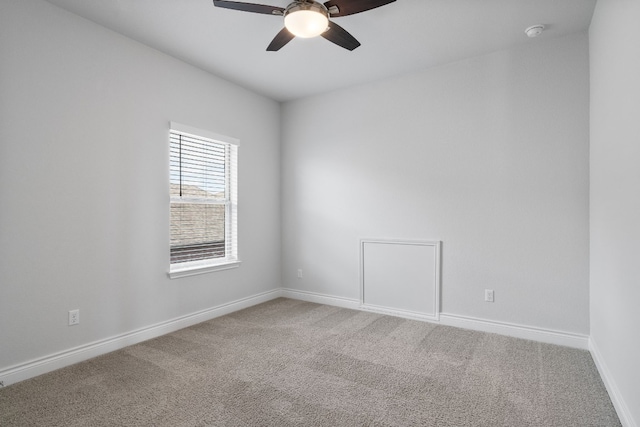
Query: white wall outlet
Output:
[[297, 269, 303, 279], [68, 309, 80, 326], [485, 289, 495, 303]]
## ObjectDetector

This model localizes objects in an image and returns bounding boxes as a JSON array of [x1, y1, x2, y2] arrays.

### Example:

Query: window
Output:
[[168, 123, 239, 278]]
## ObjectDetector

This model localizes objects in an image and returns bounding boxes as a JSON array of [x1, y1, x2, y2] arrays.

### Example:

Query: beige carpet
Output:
[[0, 298, 621, 426]]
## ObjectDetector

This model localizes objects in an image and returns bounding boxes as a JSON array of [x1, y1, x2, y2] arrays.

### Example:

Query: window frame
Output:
[[168, 122, 240, 279]]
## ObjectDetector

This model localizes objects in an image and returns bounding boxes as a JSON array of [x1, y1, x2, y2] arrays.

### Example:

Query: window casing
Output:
[[168, 123, 239, 278]]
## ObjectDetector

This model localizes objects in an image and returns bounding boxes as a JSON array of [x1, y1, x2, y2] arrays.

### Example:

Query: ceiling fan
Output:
[[212, 0, 396, 51]]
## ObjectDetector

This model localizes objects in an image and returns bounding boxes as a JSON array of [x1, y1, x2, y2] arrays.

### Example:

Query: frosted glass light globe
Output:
[[284, 7, 329, 38]]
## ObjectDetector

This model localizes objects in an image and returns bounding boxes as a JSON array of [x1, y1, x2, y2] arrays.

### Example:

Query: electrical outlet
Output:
[[68, 309, 80, 326], [485, 289, 495, 303], [297, 269, 303, 279]]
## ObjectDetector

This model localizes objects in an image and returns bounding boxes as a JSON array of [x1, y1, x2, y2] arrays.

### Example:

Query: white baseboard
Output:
[[283, 289, 440, 322], [279, 289, 588, 349], [2, 287, 627, 425], [439, 313, 589, 349], [359, 303, 439, 323], [590, 338, 637, 427], [0, 289, 282, 387], [280, 288, 360, 309], [0, 287, 596, 392]]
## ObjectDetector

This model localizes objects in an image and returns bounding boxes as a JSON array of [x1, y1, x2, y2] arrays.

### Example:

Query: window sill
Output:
[[168, 260, 241, 279]]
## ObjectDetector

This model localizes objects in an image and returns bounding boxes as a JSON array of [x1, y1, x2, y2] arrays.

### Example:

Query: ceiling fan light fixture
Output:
[[284, 2, 329, 38]]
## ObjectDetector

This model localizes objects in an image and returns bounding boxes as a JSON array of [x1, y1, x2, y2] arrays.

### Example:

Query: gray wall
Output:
[[281, 33, 590, 335], [0, 0, 281, 370], [590, 0, 640, 423]]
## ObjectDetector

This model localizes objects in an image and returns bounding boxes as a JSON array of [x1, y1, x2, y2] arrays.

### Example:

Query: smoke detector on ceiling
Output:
[[525, 25, 545, 38]]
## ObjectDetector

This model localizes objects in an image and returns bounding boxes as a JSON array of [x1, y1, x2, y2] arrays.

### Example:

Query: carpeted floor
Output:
[[0, 298, 621, 426]]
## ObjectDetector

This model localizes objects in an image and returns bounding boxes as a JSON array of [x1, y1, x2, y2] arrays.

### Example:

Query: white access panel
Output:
[[360, 239, 441, 321]]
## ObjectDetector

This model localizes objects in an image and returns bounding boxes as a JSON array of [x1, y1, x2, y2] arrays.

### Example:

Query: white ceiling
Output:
[[44, 0, 596, 102]]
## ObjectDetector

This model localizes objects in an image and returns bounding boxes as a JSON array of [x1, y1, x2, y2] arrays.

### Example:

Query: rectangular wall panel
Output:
[[360, 239, 441, 321]]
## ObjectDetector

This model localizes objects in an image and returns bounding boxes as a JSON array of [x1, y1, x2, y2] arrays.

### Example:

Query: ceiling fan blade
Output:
[[213, 1, 284, 15], [267, 28, 295, 51], [321, 21, 360, 51], [324, 0, 395, 17]]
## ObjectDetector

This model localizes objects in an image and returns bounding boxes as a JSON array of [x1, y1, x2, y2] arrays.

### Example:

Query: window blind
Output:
[[169, 129, 237, 267]]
